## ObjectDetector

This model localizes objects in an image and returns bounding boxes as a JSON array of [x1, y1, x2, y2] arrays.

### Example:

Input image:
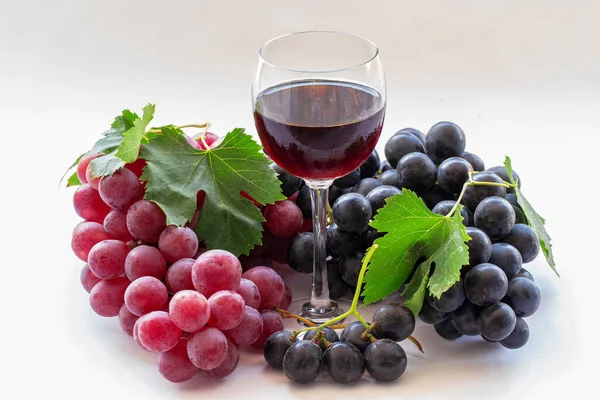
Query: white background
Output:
[[1, 1, 598, 399]]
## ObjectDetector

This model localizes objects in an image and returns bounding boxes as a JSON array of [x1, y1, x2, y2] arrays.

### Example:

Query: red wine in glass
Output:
[[254, 80, 385, 180]]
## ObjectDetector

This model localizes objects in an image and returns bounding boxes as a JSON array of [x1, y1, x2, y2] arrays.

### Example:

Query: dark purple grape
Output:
[[432, 200, 470, 226], [434, 318, 463, 340], [460, 152, 485, 171], [340, 321, 372, 354], [500, 317, 529, 349], [503, 277, 541, 317], [377, 169, 402, 189], [327, 259, 350, 300], [340, 250, 365, 287], [489, 243, 523, 279], [464, 227, 493, 268], [366, 185, 402, 215], [502, 224, 540, 263], [437, 157, 473, 194], [328, 185, 349, 207], [514, 268, 534, 281], [323, 341, 365, 384], [296, 185, 312, 219], [419, 185, 455, 209], [418, 299, 449, 324], [396, 127, 426, 145], [384, 132, 425, 168], [380, 160, 393, 172], [487, 165, 521, 193], [326, 223, 360, 257], [332, 193, 372, 233], [464, 263, 509, 306], [303, 327, 339, 351], [264, 330, 294, 370], [360, 226, 383, 251], [282, 340, 323, 384], [359, 150, 381, 179], [474, 196, 516, 240], [478, 302, 516, 342], [333, 168, 361, 189], [425, 121, 466, 164], [372, 304, 415, 341], [397, 152, 436, 193], [271, 163, 302, 197], [364, 339, 407, 382], [461, 172, 506, 211], [352, 177, 382, 197], [426, 280, 465, 312], [287, 232, 313, 274], [451, 301, 482, 335]]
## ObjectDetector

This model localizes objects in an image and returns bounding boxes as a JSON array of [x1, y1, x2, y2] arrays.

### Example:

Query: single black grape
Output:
[[450, 301, 482, 336], [263, 330, 294, 370], [425, 121, 467, 164], [328, 259, 351, 300], [503, 277, 541, 317], [303, 327, 340, 350], [282, 340, 323, 384], [359, 150, 381, 179], [287, 232, 314, 274], [487, 165, 521, 191], [514, 268, 534, 282], [434, 317, 463, 340], [464, 263, 509, 306], [340, 250, 365, 286], [360, 226, 383, 251], [500, 317, 530, 349], [364, 339, 407, 382], [502, 224, 540, 263], [397, 127, 426, 145], [333, 168, 361, 189], [323, 341, 365, 384], [380, 160, 393, 172], [418, 299, 449, 324], [437, 157, 474, 194], [332, 193, 372, 233], [326, 223, 360, 257], [478, 302, 517, 342], [488, 243, 523, 279], [372, 303, 415, 341], [296, 185, 312, 219], [384, 132, 425, 168], [352, 177, 382, 197], [377, 169, 402, 189], [419, 185, 455, 209], [461, 171, 506, 211], [465, 227, 493, 268], [328, 185, 349, 207], [340, 321, 372, 354], [426, 280, 465, 312], [460, 152, 485, 171], [431, 200, 470, 226], [271, 163, 302, 197], [474, 196, 516, 240], [505, 193, 521, 210], [397, 152, 437, 192], [366, 185, 402, 215]]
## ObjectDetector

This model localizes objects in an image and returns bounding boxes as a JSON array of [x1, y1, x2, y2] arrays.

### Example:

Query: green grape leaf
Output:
[[362, 190, 470, 311], [66, 172, 82, 187], [111, 109, 139, 131], [504, 156, 558, 276], [402, 261, 431, 315], [59, 152, 85, 187], [140, 126, 285, 256], [115, 104, 155, 163]]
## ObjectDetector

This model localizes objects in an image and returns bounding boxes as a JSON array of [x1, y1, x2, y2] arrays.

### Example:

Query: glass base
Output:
[[297, 300, 344, 325]]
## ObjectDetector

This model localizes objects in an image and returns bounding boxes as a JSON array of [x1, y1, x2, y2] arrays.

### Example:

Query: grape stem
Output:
[[446, 170, 516, 218], [408, 335, 424, 353], [276, 307, 346, 330]]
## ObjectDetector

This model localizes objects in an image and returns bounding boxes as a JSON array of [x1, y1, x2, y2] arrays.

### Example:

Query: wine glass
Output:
[[252, 31, 386, 324]]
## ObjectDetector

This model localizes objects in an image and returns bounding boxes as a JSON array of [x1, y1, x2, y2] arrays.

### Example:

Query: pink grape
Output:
[[169, 290, 210, 332], [124, 245, 167, 281], [192, 250, 242, 297], [263, 200, 303, 238], [125, 276, 168, 316], [103, 210, 134, 242], [207, 291, 245, 331], [206, 338, 239, 379], [158, 338, 198, 383], [242, 266, 285, 309], [80, 264, 102, 293], [165, 258, 195, 293], [71, 221, 112, 262], [85, 163, 101, 189], [235, 278, 261, 309], [132, 321, 145, 348], [77, 153, 101, 184], [118, 303, 139, 336], [223, 306, 263, 346], [279, 282, 293, 310], [89, 277, 130, 317], [251, 309, 284, 349], [136, 311, 182, 353], [125, 158, 146, 179], [126, 200, 166, 243], [98, 168, 144, 211], [187, 326, 228, 370], [87, 239, 130, 279], [158, 226, 199, 263], [73, 185, 111, 223]]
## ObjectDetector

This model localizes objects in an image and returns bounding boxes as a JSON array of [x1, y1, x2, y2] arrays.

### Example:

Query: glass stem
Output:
[[307, 181, 333, 308]]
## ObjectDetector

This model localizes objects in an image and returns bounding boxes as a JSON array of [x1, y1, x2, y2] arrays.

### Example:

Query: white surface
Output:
[[1, 1, 599, 399]]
